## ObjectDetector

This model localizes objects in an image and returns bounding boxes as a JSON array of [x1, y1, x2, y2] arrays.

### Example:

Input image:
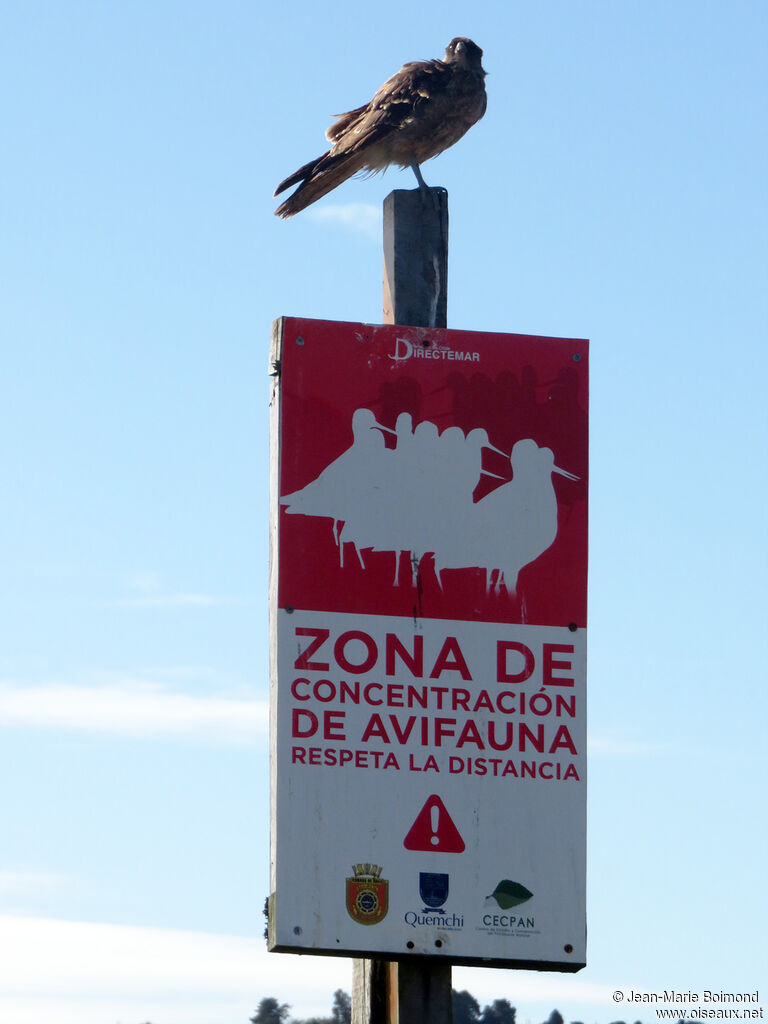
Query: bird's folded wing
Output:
[[325, 103, 369, 143], [324, 59, 449, 154]]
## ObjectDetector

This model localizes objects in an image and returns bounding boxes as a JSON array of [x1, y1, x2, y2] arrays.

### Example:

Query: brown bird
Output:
[[273, 37, 487, 218]]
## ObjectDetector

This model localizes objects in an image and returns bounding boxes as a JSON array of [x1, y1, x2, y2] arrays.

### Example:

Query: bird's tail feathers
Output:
[[273, 153, 328, 198], [274, 151, 364, 218]]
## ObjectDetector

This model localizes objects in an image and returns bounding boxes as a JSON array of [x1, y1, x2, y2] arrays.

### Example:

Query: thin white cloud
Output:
[[0, 677, 663, 755], [0, 914, 349, 1023], [307, 202, 381, 239], [120, 591, 221, 607], [0, 915, 621, 1024], [117, 570, 224, 609], [0, 680, 267, 742]]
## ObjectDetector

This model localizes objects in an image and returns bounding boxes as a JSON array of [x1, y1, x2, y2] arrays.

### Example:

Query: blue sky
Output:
[[1, 1, 766, 1021]]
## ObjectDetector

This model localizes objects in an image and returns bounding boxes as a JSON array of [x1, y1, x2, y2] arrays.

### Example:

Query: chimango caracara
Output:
[[273, 38, 487, 218]]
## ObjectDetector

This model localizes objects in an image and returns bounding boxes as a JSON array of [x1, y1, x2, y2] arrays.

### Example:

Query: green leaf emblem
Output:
[[487, 879, 533, 909]]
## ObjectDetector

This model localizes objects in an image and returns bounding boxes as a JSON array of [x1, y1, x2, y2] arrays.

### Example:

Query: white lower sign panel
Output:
[[270, 609, 586, 969]]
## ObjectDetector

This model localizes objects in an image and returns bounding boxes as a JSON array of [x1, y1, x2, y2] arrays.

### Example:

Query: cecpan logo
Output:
[[476, 878, 539, 936]]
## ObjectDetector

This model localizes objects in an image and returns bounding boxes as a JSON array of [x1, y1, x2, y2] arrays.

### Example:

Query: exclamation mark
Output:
[[430, 803, 440, 846]]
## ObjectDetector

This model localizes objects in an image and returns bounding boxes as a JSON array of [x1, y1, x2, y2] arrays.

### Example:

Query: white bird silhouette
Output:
[[474, 439, 578, 593], [430, 427, 507, 587], [282, 410, 578, 593], [280, 408, 393, 566]]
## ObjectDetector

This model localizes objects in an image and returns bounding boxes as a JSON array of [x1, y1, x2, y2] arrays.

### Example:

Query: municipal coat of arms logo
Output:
[[346, 863, 388, 925], [420, 871, 449, 912]]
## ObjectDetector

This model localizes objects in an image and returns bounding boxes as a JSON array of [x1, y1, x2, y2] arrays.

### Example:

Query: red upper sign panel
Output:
[[276, 318, 588, 628]]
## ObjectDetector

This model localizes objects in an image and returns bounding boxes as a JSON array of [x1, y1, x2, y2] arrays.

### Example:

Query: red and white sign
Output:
[[269, 317, 588, 970]]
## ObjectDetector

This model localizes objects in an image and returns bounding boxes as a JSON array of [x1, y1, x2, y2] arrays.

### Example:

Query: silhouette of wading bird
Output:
[[273, 38, 487, 218], [280, 409, 395, 568], [475, 440, 580, 595]]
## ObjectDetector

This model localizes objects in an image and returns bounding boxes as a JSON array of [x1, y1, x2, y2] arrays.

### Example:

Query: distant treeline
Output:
[[249, 989, 649, 1024]]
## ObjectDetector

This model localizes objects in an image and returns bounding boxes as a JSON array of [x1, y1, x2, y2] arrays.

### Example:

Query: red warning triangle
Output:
[[403, 794, 465, 853]]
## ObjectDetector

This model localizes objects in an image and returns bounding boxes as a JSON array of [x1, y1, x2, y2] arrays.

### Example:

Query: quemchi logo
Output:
[[389, 336, 480, 363], [420, 871, 449, 911], [477, 879, 537, 935], [404, 872, 464, 931], [346, 863, 388, 925]]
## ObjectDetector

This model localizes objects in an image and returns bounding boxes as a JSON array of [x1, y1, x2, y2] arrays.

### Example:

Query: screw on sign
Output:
[[403, 795, 465, 853]]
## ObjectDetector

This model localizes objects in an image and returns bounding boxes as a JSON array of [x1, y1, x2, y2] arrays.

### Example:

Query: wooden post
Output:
[[383, 188, 449, 329], [352, 959, 390, 1024], [352, 184, 453, 1024]]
